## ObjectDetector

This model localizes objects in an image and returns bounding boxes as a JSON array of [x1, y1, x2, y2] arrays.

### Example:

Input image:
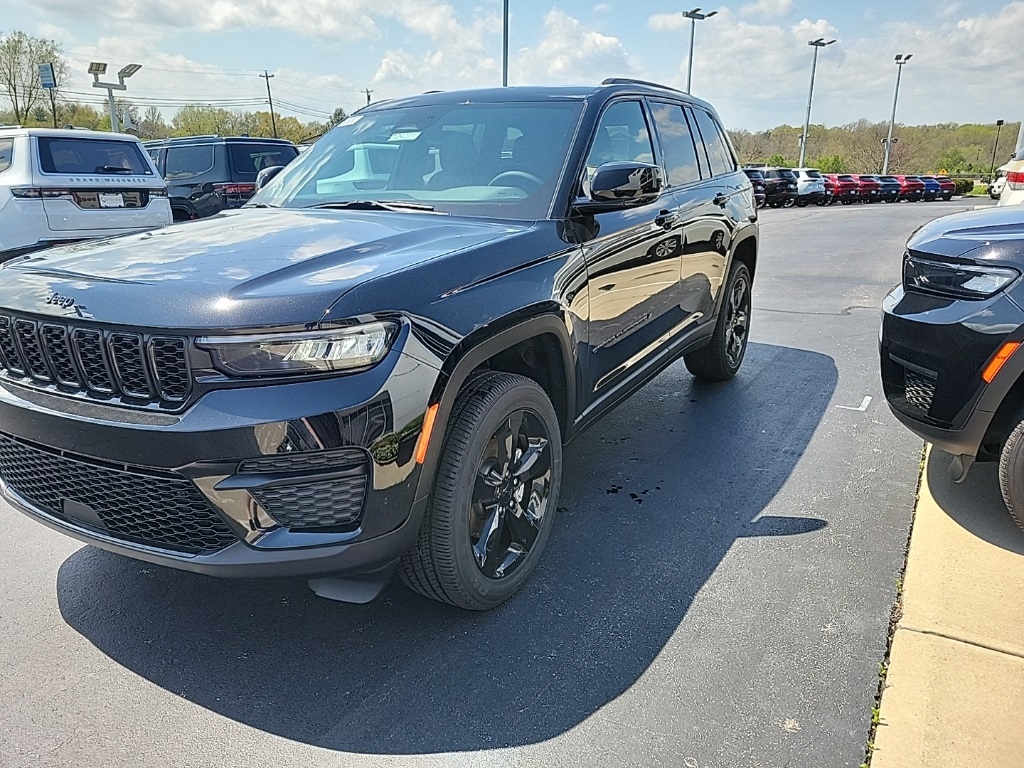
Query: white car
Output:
[[997, 154, 1024, 206], [0, 127, 171, 260], [792, 167, 827, 206]]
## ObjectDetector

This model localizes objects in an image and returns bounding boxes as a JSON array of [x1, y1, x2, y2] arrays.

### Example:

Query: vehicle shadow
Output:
[[927, 448, 1024, 556], [56, 341, 837, 754]]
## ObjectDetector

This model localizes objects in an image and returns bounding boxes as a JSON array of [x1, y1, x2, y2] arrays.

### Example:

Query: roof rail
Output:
[[601, 77, 683, 93]]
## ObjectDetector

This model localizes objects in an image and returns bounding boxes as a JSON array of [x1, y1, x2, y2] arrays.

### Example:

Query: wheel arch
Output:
[[413, 312, 577, 503]]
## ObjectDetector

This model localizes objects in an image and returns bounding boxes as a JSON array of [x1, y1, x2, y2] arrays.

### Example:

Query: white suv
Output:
[[792, 167, 827, 206], [0, 127, 171, 260], [998, 152, 1024, 207]]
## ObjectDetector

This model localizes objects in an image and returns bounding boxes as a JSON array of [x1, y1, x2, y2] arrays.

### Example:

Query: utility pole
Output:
[[683, 8, 717, 94], [363, 88, 373, 106], [882, 53, 912, 175], [260, 70, 278, 138], [502, 0, 509, 86], [798, 38, 836, 168]]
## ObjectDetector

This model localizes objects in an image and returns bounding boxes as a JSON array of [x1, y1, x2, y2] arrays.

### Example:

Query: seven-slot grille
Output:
[[0, 314, 190, 406]]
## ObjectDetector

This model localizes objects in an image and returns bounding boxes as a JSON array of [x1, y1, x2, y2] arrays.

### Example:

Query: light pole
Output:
[[90, 62, 141, 133], [683, 8, 717, 94], [798, 38, 836, 168], [882, 53, 912, 175], [502, 0, 509, 87], [989, 119, 1005, 181]]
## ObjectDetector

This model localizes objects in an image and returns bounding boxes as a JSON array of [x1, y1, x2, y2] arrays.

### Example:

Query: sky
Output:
[[3, 0, 1023, 131]]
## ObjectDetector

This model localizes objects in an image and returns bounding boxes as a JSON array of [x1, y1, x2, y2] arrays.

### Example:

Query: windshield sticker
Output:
[[339, 115, 363, 126], [388, 131, 422, 142]]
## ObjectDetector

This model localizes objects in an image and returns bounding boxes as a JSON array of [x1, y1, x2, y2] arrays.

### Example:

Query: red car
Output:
[[924, 175, 955, 201], [854, 174, 882, 203], [892, 174, 925, 202], [824, 173, 860, 204]]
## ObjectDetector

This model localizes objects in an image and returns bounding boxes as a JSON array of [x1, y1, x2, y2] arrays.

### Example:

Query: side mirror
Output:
[[574, 161, 664, 214], [256, 165, 285, 191]]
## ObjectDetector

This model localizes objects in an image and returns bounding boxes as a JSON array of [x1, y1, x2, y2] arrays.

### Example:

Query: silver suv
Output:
[[0, 127, 171, 260], [792, 167, 827, 206]]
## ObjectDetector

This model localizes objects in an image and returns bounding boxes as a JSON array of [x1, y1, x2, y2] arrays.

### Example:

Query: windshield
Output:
[[38, 137, 153, 175], [250, 101, 584, 219], [778, 170, 797, 180]]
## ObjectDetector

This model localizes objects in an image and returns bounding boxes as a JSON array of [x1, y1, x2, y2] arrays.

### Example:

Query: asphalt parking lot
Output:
[[0, 199, 984, 768]]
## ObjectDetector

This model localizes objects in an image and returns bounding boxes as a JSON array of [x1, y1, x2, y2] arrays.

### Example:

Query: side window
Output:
[[146, 147, 163, 173], [165, 145, 215, 181], [585, 100, 655, 175], [0, 139, 13, 174], [650, 102, 700, 187], [691, 109, 736, 178]]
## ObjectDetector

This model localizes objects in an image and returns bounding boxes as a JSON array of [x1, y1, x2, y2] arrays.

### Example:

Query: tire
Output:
[[998, 417, 1024, 534], [768, 201, 781, 208], [684, 262, 751, 381], [782, 198, 795, 208], [400, 372, 562, 610]]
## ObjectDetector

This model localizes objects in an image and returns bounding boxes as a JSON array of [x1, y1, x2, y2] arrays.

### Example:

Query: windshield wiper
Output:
[[309, 200, 436, 212], [95, 165, 134, 174]]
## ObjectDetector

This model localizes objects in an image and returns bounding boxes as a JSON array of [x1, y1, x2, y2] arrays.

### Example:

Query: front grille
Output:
[[0, 433, 236, 553], [904, 370, 936, 413], [253, 475, 367, 531], [0, 313, 190, 407]]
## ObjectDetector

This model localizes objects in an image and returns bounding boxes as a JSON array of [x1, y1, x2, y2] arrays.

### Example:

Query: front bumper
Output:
[[0, 338, 441, 579], [880, 284, 1024, 458]]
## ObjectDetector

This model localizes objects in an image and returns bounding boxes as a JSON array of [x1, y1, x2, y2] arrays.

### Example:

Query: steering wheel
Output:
[[488, 170, 543, 190]]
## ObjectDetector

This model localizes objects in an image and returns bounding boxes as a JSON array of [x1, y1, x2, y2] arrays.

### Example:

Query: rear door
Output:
[[34, 135, 165, 231]]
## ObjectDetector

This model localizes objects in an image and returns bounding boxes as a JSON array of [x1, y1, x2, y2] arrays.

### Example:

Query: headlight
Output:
[[199, 321, 397, 376], [903, 255, 1020, 300]]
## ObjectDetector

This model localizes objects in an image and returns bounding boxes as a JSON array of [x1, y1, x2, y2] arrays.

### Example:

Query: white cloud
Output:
[[514, 10, 639, 84], [740, 0, 794, 17]]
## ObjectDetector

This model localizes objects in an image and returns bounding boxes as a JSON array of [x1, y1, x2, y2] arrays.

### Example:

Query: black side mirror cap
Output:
[[256, 165, 285, 191], [573, 161, 664, 214]]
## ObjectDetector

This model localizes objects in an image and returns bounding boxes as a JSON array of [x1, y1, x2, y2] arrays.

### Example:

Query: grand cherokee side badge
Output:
[[46, 293, 75, 309]]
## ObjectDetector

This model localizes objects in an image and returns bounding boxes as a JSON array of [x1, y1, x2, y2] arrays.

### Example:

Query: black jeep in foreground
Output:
[[0, 80, 757, 610]]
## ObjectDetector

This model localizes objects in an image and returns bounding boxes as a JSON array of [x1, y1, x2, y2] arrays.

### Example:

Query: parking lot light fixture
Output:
[[990, 119, 1005, 181], [683, 7, 717, 94], [798, 38, 836, 168], [882, 54, 912, 175], [90, 62, 141, 133]]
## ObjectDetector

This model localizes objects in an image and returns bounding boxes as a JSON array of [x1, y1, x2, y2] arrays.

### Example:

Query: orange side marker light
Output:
[[415, 403, 440, 464], [982, 342, 1021, 383]]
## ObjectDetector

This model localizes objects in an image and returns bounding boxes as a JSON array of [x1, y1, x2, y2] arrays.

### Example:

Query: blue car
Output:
[[918, 175, 942, 201]]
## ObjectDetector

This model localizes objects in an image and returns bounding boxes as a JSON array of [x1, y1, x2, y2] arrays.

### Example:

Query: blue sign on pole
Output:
[[39, 63, 56, 90]]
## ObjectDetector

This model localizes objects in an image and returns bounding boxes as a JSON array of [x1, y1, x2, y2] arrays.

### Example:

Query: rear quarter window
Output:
[[0, 138, 13, 173], [165, 145, 215, 180], [228, 143, 299, 181], [37, 137, 153, 175], [690, 108, 736, 178]]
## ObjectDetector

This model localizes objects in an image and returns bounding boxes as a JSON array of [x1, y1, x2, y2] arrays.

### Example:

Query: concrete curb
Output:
[[870, 445, 1024, 767]]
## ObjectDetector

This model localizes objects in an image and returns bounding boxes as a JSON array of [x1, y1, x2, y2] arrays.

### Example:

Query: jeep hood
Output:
[[0, 208, 527, 329], [908, 205, 1024, 261]]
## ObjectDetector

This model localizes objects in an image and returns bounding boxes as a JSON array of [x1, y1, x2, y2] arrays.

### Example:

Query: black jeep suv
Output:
[[144, 135, 299, 221], [881, 206, 1024, 530], [0, 81, 757, 610]]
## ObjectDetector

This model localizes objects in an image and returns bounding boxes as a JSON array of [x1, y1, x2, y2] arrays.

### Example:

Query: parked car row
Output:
[[0, 127, 301, 262], [743, 165, 956, 208]]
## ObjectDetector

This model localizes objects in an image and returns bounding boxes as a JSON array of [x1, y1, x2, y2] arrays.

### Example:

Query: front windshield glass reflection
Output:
[[249, 101, 584, 220]]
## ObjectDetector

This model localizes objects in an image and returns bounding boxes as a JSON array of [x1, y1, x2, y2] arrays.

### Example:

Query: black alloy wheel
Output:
[[684, 261, 751, 380], [400, 372, 562, 610]]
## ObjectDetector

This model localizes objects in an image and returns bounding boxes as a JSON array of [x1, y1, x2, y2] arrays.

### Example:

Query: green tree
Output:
[[815, 154, 849, 173], [936, 147, 967, 173], [0, 30, 70, 123], [766, 153, 791, 167], [328, 106, 348, 128]]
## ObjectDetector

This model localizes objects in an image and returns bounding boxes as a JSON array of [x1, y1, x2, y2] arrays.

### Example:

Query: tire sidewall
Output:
[[718, 263, 751, 375], [438, 380, 562, 607]]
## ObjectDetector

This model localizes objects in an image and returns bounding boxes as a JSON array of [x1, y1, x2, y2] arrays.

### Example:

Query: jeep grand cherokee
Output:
[[0, 80, 758, 610]]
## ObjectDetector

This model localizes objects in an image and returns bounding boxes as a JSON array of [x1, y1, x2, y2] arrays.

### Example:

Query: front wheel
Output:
[[684, 262, 751, 381], [998, 418, 1024, 533], [400, 372, 562, 610]]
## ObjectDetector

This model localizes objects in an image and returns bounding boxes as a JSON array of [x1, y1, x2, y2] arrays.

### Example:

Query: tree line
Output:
[[729, 120, 1020, 177]]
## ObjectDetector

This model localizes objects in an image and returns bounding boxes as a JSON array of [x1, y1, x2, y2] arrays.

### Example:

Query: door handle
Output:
[[655, 210, 680, 230], [713, 193, 729, 208]]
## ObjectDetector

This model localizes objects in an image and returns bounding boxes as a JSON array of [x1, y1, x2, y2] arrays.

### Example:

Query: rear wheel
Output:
[[684, 262, 751, 381], [998, 418, 1024, 533], [400, 372, 562, 610]]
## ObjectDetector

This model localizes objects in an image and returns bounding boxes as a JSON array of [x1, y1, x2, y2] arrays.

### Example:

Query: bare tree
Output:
[[0, 30, 70, 124]]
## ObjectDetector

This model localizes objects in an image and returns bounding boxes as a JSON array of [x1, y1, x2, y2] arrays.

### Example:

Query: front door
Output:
[[581, 100, 686, 400]]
